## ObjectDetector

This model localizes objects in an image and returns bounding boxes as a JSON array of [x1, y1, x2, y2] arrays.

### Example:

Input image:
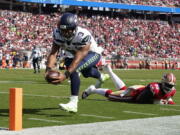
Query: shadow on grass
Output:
[[0, 107, 74, 118], [83, 98, 139, 104], [0, 128, 8, 130], [84, 98, 108, 102]]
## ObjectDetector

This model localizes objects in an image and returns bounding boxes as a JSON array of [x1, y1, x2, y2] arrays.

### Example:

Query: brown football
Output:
[[45, 70, 61, 84]]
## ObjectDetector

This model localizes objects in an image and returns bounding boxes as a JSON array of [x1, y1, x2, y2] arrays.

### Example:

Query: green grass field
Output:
[[0, 69, 180, 128]]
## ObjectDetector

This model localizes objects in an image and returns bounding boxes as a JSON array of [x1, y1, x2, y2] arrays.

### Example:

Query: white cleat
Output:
[[59, 103, 77, 113], [95, 73, 110, 88], [82, 85, 96, 99]]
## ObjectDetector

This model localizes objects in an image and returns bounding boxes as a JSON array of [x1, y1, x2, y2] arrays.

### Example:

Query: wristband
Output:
[[64, 71, 71, 78], [45, 67, 52, 72]]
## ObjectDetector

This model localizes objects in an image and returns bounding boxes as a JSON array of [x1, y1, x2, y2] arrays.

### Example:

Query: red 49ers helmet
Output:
[[161, 73, 176, 93]]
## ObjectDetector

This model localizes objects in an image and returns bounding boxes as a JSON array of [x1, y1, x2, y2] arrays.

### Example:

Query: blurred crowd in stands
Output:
[[0, 9, 179, 69], [86, 0, 180, 7]]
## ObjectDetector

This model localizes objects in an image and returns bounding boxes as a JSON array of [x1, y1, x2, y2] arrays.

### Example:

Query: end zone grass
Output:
[[0, 69, 179, 128]]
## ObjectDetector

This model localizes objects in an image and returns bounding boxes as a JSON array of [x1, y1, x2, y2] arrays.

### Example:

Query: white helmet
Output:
[[161, 73, 176, 93]]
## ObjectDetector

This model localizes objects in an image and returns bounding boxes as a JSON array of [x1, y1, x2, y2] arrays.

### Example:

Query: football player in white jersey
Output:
[[45, 12, 109, 113]]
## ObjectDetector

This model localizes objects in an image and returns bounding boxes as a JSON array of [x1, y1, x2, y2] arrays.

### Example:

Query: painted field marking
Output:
[[123, 111, 157, 116], [160, 108, 180, 112], [1, 91, 180, 107], [0, 119, 8, 121], [0, 81, 67, 86], [28, 118, 64, 123], [80, 114, 114, 119], [165, 104, 180, 107], [21, 93, 68, 99], [0, 91, 8, 94], [0, 81, 41, 84], [0, 92, 68, 99]]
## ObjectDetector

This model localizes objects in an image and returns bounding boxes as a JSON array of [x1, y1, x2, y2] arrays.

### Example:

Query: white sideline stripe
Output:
[[123, 111, 157, 116], [0, 116, 180, 135], [0, 92, 68, 99], [80, 114, 114, 119], [160, 108, 180, 112], [28, 118, 64, 123]]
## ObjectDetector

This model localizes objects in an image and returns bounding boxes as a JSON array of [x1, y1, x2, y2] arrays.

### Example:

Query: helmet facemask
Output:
[[58, 13, 78, 41], [161, 73, 176, 93], [60, 26, 76, 40]]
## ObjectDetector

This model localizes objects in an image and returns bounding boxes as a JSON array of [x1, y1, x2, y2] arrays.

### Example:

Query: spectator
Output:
[[84, 0, 180, 7], [0, 9, 179, 69]]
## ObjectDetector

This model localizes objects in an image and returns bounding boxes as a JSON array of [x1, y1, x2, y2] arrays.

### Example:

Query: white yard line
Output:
[[22, 93, 68, 99], [0, 92, 68, 99], [0, 92, 8, 94], [28, 118, 64, 123], [27, 114, 113, 125], [160, 108, 180, 112], [123, 110, 157, 116], [0, 81, 67, 86], [80, 114, 114, 119], [1, 91, 180, 105], [165, 104, 180, 107]]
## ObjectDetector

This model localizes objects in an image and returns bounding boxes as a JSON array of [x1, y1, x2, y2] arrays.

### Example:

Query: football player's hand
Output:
[[51, 73, 66, 84], [44, 70, 52, 80], [154, 99, 168, 105], [160, 99, 168, 104]]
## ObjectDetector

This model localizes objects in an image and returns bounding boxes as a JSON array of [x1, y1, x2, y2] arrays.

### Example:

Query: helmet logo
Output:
[[60, 25, 67, 29], [161, 73, 176, 93], [74, 16, 77, 23]]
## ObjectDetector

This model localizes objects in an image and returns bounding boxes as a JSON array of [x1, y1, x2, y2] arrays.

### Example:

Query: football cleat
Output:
[[95, 73, 110, 88], [59, 102, 77, 113], [82, 85, 96, 99], [102, 73, 110, 82]]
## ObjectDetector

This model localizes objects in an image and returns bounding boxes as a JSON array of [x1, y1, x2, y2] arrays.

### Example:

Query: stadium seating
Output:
[[85, 0, 180, 7], [0, 9, 179, 69]]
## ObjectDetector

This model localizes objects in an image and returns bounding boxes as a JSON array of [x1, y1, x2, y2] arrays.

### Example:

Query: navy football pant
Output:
[[64, 52, 101, 96]]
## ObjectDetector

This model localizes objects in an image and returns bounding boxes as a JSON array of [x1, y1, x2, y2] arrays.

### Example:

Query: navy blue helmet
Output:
[[58, 13, 78, 40]]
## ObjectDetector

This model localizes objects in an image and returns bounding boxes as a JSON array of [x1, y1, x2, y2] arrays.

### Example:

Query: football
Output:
[[45, 70, 61, 84]]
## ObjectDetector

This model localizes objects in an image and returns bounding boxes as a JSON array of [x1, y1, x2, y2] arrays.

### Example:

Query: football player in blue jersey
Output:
[[45, 12, 109, 113]]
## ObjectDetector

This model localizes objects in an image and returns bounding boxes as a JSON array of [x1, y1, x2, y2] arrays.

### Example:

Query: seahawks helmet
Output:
[[58, 12, 78, 40], [161, 73, 176, 93]]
